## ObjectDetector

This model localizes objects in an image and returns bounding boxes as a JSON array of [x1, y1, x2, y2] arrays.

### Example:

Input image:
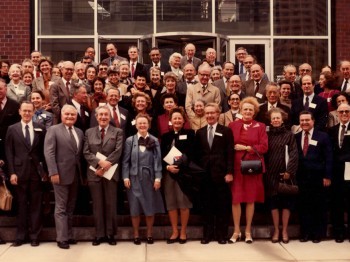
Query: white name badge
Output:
[[345, 130, 350, 136], [85, 111, 89, 117], [266, 126, 270, 132], [168, 121, 172, 126], [40, 113, 47, 119], [179, 135, 187, 140], [214, 132, 223, 137], [17, 90, 25, 95], [309, 139, 318, 146], [131, 120, 136, 126], [99, 102, 106, 107], [120, 114, 126, 120], [236, 113, 243, 119], [49, 81, 55, 86], [309, 103, 316, 109], [327, 98, 332, 103], [161, 72, 165, 76], [34, 128, 43, 132], [255, 93, 263, 99]]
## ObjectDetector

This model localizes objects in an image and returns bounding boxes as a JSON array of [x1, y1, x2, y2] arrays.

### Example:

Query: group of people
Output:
[[0, 43, 350, 249]]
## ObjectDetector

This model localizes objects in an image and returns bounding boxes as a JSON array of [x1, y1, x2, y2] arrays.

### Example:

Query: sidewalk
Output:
[[0, 239, 349, 262]]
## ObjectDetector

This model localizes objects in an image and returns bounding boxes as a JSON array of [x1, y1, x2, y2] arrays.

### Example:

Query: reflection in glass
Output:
[[216, 0, 270, 35], [156, 0, 212, 32], [274, 0, 327, 36], [274, 39, 328, 81], [98, 0, 153, 35]]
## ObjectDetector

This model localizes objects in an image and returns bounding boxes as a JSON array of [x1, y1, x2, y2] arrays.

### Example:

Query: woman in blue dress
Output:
[[122, 113, 165, 245]]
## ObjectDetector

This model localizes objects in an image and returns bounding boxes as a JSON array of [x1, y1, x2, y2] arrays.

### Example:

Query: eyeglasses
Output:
[[229, 80, 241, 84], [338, 110, 350, 114], [99, 68, 108, 71], [300, 69, 311, 72], [199, 73, 210, 77], [230, 98, 240, 101]]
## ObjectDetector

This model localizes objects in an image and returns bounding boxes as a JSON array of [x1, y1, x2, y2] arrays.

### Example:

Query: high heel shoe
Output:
[[245, 232, 253, 244], [228, 232, 241, 244], [271, 230, 280, 243], [282, 233, 289, 244]]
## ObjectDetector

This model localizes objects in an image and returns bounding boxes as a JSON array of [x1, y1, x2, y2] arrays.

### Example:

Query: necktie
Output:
[[342, 79, 348, 92], [208, 125, 214, 148], [303, 131, 309, 156], [66, 81, 70, 96], [154, 63, 158, 67], [36, 70, 40, 78], [188, 59, 192, 64], [25, 124, 31, 147], [80, 106, 86, 125], [69, 127, 78, 152], [110, 57, 114, 65], [240, 63, 244, 74], [112, 106, 120, 128], [131, 63, 135, 78], [202, 86, 206, 92], [270, 105, 275, 110], [304, 96, 309, 110], [340, 124, 346, 148], [101, 128, 105, 141], [255, 82, 260, 95]]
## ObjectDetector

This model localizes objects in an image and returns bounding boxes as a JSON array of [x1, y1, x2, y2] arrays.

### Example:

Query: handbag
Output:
[[0, 179, 13, 211], [278, 179, 299, 195], [240, 146, 263, 175]]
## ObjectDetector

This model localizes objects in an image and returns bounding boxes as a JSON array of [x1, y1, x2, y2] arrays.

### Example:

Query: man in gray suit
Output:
[[44, 104, 84, 249], [84, 106, 123, 246], [101, 43, 127, 66], [180, 43, 201, 70], [213, 61, 235, 106], [242, 64, 269, 104]]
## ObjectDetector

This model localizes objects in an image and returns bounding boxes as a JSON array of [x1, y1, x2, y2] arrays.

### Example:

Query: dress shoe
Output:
[[0, 239, 6, 245], [166, 237, 179, 244], [133, 237, 141, 245], [147, 237, 154, 244], [31, 240, 40, 247], [92, 237, 104, 246], [228, 232, 241, 244], [179, 238, 187, 244], [107, 235, 117, 245], [335, 234, 344, 243], [68, 239, 77, 245], [245, 232, 253, 244], [299, 235, 309, 242], [218, 239, 227, 244], [200, 238, 210, 244], [312, 237, 321, 243], [12, 240, 24, 247], [57, 241, 70, 249], [282, 233, 289, 244]]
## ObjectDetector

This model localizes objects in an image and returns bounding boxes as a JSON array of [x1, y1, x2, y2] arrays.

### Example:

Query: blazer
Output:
[[291, 95, 328, 131], [50, 78, 72, 123], [32, 75, 61, 93], [129, 62, 147, 78], [242, 77, 269, 104], [176, 79, 198, 96], [185, 82, 221, 117], [256, 102, 291, 129], [194, 124, 234, 183], [180, 56, 201, 70], [295, 129, 332, 181], [44, 123, 84, 185], [6, 81, 31, 103], [5, 122, 46, 180], [83, 125, 123, 182]]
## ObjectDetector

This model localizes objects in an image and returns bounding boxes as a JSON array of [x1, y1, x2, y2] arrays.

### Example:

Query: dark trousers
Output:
[[331, 178, 350, 237]]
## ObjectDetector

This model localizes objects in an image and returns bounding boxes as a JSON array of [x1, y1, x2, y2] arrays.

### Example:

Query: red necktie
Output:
[[113, 106, 120, 128], [66, 81, 70, 96], [131, 63, 135, 78], [303, 131, 309, 156], [101, 128, 105, 141]]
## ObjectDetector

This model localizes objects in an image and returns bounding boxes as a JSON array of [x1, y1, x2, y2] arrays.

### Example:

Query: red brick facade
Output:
[[0, 1, 31, 63], [335, 0, 350, 64]]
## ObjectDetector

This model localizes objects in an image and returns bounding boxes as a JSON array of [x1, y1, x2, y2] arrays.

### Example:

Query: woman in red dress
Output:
[[228, 97, 268, 244]]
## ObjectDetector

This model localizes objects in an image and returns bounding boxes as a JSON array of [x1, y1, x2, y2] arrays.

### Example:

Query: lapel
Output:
[[59, 79, 70, 99], [103, 126, 115, 146], [8, 84, 17, 96], [226, 111, 233, 123], [60, 124, 77, 153], [131, 135, 139, 164], [32, 123, 42, 149], [14, 123, 31, 151]]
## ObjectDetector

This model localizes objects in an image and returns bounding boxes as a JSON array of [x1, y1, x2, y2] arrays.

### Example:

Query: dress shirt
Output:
[[0, 96, 7, 110], [303, 93, 315, 106], [62, 78, 71, 92], [99, 125, 109, 133], [341, 79, 350, 92], [65, 125, 79, 148], [301, 128, 314, 150], [268, 102, 278, 110], [21, 120, 34, 145], [338, 121, 349, 146], [107, 104, 121, 123], [72, 99, 82, 116]]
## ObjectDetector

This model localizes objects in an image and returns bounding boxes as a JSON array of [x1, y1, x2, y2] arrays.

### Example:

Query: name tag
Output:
[[266, 126, 270, 132], [17, 90, 25, 95], [327, 97, 332, 102], [34, 128, 43, 132], [255, 93, 263, 99], [85, 111, 89, 117], [179, 135, 187, 140], [236, 113, 243, 119], [309, 103, 316, 109], [131, 120, 136, 126], [161, 72, 165, 76], [168, 121, 172, 126], [49, 81, 55, 86], [99, 102, 106, 107], [214, 132, 223, 137], [120, 114, 126, 120], [309, 139, 318, 146], [345, 130, 350, 136], [40, 113, 47, 119]]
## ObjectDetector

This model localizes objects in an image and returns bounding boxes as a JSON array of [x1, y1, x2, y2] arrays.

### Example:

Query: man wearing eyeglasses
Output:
[[234, 47, 247, 75], [329, 103, 350, 243], [97, 63, 109, 81], [221, 75, 246, 113], [296, 63, 312, 86]]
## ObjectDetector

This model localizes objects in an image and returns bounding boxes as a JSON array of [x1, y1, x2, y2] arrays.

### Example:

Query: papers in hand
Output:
[[163, 146, 182, 165], [345, 162, 350, 181], [89, 152, 118, 180]]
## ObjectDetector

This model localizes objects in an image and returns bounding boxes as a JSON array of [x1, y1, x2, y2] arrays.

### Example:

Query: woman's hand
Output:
[[167, 165, 179, 174], [234, 144, 250, 151], [282, 172, 290, 180], [124, 179, 131, 189], [154, 180, 161, 190]]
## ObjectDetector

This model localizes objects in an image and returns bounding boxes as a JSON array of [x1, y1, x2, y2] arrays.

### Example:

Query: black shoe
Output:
[[299, 235, 309, 242], [68, 239, 77, 245], [335, 234, 344, 243], [0, 239, 6, 245], [57, 241, 70, 249], [107, 235, 117, 245], [312, 237, 321, 243], [218, 239, 227, 244], [12, 240, 23, 247], [200, 238, 210, 244], [31, 240, 40, 247], [179, 238, 187, 244], [147, 237, 154, 244], [133, 238, 141, 245], [92, 237, 103, 246], [166, 237, 179, 244]]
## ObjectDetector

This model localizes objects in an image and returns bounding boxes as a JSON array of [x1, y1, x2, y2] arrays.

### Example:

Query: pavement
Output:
[[0, 239, 350, 262]]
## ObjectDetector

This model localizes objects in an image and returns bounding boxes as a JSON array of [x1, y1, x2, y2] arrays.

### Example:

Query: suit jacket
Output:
[[6, 81, 31, 103], [32, 110, 53, 130], [83, 126, 123, 182], [5, 122, 46, 180], [68, 101, 91, 133], [256, 102, 291, 129], [213, 78, 229, 107], [218, 111, 238, 127], [295, 129, 332, 182], [194, 124, 234, 183], [180, 56, 201, 70], [101, 55, 128, 66], [129, 62, 147, 78], [242, 77, 269, 104], [50, 78, 72, 123], [44, 123, 84, 185], [185, 83, 221, 117], [176, 78, 198, 96], [32, 75, 61, 93], [291, 95, 328, 131]]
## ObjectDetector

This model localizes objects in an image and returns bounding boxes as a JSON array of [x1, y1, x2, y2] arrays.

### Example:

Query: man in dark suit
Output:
[[128, 46, 147, 80], [6, 101, 46, 247], [176, 63, 198, 96], [329, 103, 350, 242], [0, 79, 20, 163], [180, 43, 201, 70], [101, 43, 127, 66], [295, 111, 332, 243], [69, 83, 91, 133], [234, 47, 247, 75], [50, 61, 75, 124], [44, 104, 84, 249], [83, 106, 123, 246], [283, 64, 303, 100], [144, 47, 171, 81], [213, 62, 235, 106], [338, 60, 350, 93], [195, 103, 234, 244], [242, 64, 269, 104], [256, 82, 291, 129], [291, 75, 328, 131]]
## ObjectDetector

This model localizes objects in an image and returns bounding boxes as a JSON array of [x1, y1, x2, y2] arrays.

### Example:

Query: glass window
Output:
[[157, 0, 212, 32], [39, 39, 94, 64], [274, 39, 328, 81], [216, 0, 270, 35], [98, 0, 153, 35], [39, 0, 94, 35], [274, 0, 328, 36]]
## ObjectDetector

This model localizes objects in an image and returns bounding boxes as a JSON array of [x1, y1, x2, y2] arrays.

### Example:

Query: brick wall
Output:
[[335, 0, 350, 65], [0, 1, 31, 64]]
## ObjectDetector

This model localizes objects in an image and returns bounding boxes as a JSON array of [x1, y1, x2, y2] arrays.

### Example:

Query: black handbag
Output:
[[278, 179, 299, 195], [240, 147, 263, 175]]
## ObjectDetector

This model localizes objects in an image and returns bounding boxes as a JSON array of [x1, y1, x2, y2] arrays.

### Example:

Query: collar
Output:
[[137, 133, 149, 139], [340, 121, 350, 129], [99, 125, 109, 132], [0, 97, 7, 109], [72, 99, 81, 111], [64, 125, 75, 131], [207, 122, 218, 130], [108, 103, 118, 111], [304, 93, 315, 101], [303, 128, 314, 137], [268, 102, 278, 108], [21, 120, 33, 129]]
